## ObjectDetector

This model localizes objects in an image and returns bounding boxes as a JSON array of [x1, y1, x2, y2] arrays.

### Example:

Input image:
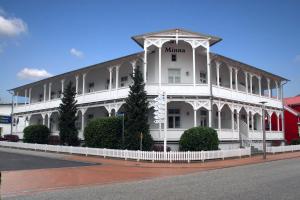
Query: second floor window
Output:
[[168, 69, 181, 84], [120, 76, 128, 87], [88, 82, 94, 93], [200, 72, 207, 84]]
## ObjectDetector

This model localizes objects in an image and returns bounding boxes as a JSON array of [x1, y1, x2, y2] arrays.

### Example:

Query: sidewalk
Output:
[[1, 149, 300, 198]]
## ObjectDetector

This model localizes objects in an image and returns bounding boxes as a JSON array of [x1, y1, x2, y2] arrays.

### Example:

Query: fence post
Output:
[[201, 151, 204, 162], [103, 148, 106, 158], [125, 150, 128, 161], [70, 146, 73, 154], [222, 150, 225, 160], [45, 144, 47, 152], [35, 143, 37, 151], [187, 151, 190, 163], [85, 147, 88, 156], [137, 150, 140, 162], [152, 151, 155, 163]]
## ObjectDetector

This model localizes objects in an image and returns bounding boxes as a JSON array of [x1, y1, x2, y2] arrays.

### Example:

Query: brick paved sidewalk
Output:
[[1, 150, 300, 198]]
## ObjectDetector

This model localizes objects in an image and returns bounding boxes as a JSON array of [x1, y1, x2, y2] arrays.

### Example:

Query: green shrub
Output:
[[84, 117, 122, 149], [179, 127, 219, 151], [290, 138, 300, 145], [23, 125, 50, 144]]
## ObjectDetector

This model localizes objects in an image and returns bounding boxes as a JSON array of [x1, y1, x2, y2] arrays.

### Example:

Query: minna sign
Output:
[[165, 47, 186, 53]]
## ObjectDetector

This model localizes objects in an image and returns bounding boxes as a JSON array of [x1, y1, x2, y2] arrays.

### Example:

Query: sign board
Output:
[[153, 92, 167, 124], [0, 115, 12, 124]]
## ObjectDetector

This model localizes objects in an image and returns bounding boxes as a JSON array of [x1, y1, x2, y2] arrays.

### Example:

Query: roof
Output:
[[284, 105, 300, 117], [212, 53, 288, 81], [284, 96, 300, 106], [132, 28, 222, 48]]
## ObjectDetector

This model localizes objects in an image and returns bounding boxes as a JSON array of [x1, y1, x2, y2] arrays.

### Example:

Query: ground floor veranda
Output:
[[12, 97, 284, 150]]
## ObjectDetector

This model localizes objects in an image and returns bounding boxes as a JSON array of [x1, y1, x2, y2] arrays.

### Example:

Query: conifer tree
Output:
[[123, 67, 153, 150], [58, 81, 79, 146]]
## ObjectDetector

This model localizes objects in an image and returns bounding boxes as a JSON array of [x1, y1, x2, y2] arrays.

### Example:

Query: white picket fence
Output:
[[267, 145, 300, 154], [0, 141, 251, 163]]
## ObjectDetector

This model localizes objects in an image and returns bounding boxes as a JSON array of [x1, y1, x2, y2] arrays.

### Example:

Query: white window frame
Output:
[[168, 68, 181, 84], [168, 108, 181, 128]]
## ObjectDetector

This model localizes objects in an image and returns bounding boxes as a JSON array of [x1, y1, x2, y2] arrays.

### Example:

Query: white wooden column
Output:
[[144, 45, 147, 83], [61, 79, 65, 98], [108, 67, 113, 91], [24, 89, 27, 105], [267, 78, 271, 98], [281, 112, 284, 132], [216, 62, 220, 87], [47, 113, 51, 128], [245, 72, 248, 94], [158, 47, 162, 88], [28, 88, 32, 105], [276, 81, 279, 100], [42, 113, 46, 125], [75, 75, 79, 95], [247, 112, 250, 132], [229, 67, 233, 90], [115, 65, 120, 90], [277, 113, 280, 131], [48, 82, 52, 101], [251, 113, 254, 131], [258, 76, 262, 96], [81, 109, 87, 131], [192, 47, 196, 87], [206, 45, 211, 87], [235, 68, 238, 91], [82, 73, 86, 95], [193, 109, 197, 127], [249, 74, 253, 94], [269, 115, 272, 131], [231, 110, 234, 131], [280, 84, 283, 100], [218, 110, 221, 130], [237, 113, 240, 134], [43, 84, 47, 102], [208, 109, 212, 127]]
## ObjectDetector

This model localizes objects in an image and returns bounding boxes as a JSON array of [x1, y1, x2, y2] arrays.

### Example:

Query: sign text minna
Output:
[[165, 47, 186, 53]]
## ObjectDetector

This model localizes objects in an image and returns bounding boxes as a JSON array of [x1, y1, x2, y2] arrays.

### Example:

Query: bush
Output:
[[23, 125, 50, 144], [84, 117, 122, 149], [3, 134, 19, 142], [179, 127, 219, 151], [48, 135, 61, 145], [290, 138, 300, 145]]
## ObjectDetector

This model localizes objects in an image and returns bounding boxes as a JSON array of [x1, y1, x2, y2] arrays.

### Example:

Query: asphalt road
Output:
[[0, 148, 98, 171], [5, 157, 300, 200]]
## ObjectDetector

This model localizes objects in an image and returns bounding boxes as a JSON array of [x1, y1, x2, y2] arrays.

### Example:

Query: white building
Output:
[[9, 29, 287, 150], [0, 104, 12, 136]]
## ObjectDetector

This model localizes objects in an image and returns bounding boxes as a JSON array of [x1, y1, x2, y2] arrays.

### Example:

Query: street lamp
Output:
[[259, 101, 267, 159]]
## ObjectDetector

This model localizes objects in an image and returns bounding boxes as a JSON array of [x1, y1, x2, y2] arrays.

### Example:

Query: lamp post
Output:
[[259, 101, 267, 159]]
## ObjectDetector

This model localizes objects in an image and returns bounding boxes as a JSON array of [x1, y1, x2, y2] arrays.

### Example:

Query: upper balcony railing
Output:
[[13, 83, 282, 114]]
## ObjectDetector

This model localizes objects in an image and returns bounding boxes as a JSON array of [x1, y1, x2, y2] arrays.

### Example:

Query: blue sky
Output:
[[0, 0, 299, 103]]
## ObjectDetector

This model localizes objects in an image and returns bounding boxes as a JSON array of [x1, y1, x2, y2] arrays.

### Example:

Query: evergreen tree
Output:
[[123, 67, 154, 150], [58, 81, 79, 146]]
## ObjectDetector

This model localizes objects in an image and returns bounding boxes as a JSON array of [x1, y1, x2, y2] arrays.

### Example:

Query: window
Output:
[[168, 108, 180, 128], [88, 82, 94, 93], [39, 94, 43, 102], [200, 110, 207, 127], [200, 72, 207, 84], [171, 54, 177, 62], [120, 76, 128, 87], [168, 69, 181, 84]]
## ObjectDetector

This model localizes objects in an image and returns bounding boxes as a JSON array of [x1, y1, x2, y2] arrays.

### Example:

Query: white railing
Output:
[[267, 145, 300, 154], [0, 141, 251, 163]]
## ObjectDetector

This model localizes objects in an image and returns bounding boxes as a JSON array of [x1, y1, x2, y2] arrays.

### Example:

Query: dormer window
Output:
[[171, 54, 177, 62]]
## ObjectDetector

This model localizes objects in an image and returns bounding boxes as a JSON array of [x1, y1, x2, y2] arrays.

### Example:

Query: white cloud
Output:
[[17, 68, 52, 80], [70, 48, 84, 58], [0, 15, 27, 37], [294, 54, 300, 63]]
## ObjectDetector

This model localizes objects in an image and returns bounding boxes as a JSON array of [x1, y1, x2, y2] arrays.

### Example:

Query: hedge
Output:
[[84, 117, 122, 149], [23, 125, 50, 144], [179, 127, 219, 151]]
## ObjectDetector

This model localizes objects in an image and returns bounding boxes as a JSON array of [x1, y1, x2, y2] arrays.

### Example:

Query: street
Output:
[[4, 156, 300, 200]]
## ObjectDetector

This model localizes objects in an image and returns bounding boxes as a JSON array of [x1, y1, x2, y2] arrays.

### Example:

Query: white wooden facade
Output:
[[10, 29, 287, 150]]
